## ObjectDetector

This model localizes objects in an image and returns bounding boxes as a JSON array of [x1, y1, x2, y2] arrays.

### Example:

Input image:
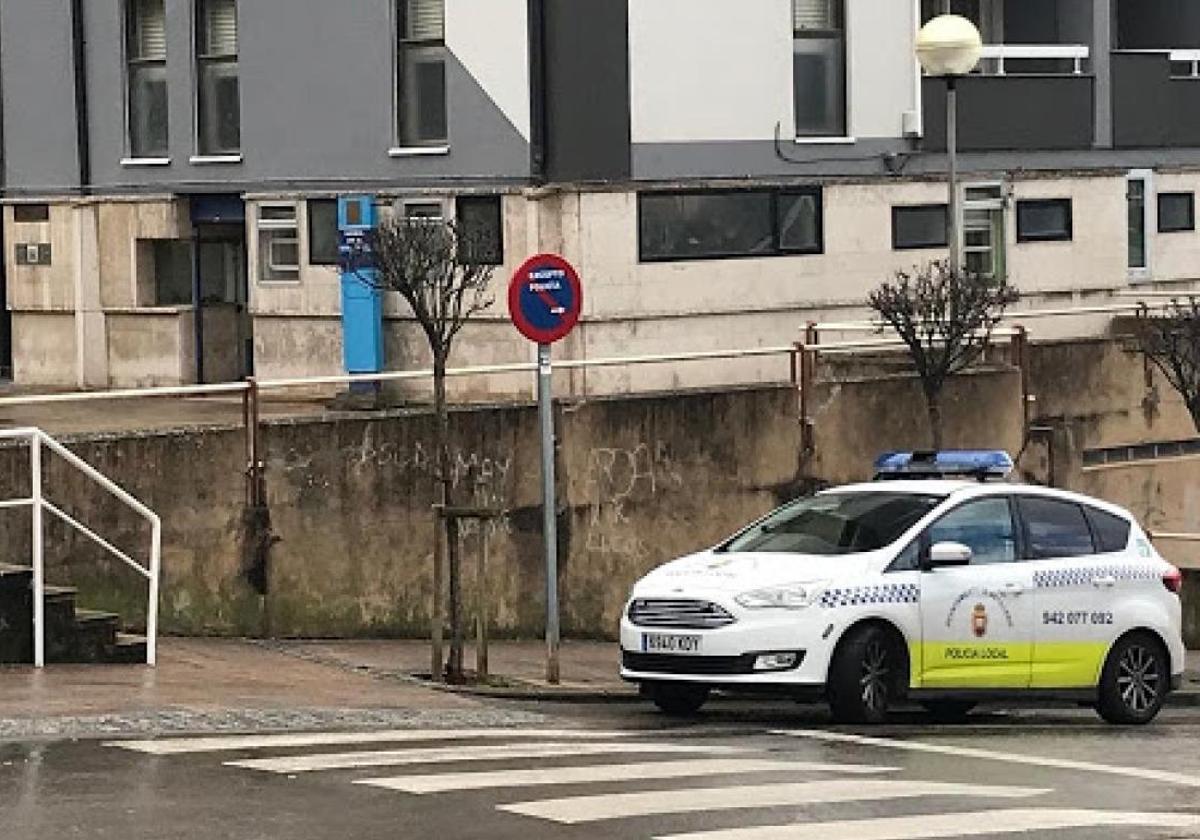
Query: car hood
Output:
[[633, 550, 877, 597]]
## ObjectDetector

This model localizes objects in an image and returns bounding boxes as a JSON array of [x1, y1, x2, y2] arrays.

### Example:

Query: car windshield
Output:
[[720, 492, 945, 556]]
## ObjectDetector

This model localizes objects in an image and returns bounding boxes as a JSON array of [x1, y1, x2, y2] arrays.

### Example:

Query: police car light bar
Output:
[[873, 450, 1015, 481]]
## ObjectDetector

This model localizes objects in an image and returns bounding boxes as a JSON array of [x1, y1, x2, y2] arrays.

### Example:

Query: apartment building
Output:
[[1, 0, 1199, 392]]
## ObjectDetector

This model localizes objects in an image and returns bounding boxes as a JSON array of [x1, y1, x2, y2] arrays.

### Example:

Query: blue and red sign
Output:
[[508, 254, 583, 345]]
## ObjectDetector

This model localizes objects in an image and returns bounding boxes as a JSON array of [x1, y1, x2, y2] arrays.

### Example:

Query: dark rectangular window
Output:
[[13, 205, 50, 224], [1017, 497, 1095, 560], [892, 204, 948, 250], [1084, 507, 1132, 554], [196, 0, 241, 156], [1016, 199, 1073, 243], [307, 200, 340, 266], [126, 0, 168, 159], [793, 0, 846, 137], [638, 188, 824, 263], [397, 0, 448, 147], [456, 195, 504, 266], [1128, 177, 1147, 269], [1158, 192, 1195, 233]]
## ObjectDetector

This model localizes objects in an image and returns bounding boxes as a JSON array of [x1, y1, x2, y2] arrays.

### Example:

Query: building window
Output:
[[125, 0, 169, 159], [892, 204, 948, 250], [1158, 192, 1195, 233], [257, 204, 300, 283], [13, 205, 50, 224], [455, 196, 504, 266], [963, 185, 1006, 281], [153, 240, 193, 306], [401, 200, 448, 221], [638, 188, 824, 263], [1016, 199, 1073, 243], [396, 0, 448, 148], [792, 0, 846, 137], [1127, 172, 1150, 273], [307, 200, 340, 266], [196, 0, 241, 156]]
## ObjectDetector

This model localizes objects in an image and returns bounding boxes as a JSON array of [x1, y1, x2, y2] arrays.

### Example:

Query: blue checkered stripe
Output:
[[819, 583, 920, 609], [1033, 564, 1159, 589]]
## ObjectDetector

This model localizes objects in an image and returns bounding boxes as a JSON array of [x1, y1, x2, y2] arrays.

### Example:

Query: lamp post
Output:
[[917, 15, 983, 274]]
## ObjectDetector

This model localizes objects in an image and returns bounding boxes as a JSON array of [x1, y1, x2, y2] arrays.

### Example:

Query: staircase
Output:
[[0, 564, 147, 664]]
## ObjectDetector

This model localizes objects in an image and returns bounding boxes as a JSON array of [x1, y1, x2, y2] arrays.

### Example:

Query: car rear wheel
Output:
[[828, 624, 904, 724], [647, 683, 710, 716], [1096, 633, 1168, 725], [920, 700, 977, 723]]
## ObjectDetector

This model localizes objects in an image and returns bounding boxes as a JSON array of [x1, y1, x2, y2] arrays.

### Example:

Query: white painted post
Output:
[[147, 517, 161, 666], [30, 433, 44, 668]]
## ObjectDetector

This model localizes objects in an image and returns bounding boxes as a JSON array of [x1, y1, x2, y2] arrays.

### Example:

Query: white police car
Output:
[[620, 451, 1185, 725]]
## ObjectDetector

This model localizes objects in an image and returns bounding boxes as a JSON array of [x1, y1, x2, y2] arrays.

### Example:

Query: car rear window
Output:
[[1018, 496, 1095, 559], [1085, 506, 1132, 554], [721, 492, 944, 556]]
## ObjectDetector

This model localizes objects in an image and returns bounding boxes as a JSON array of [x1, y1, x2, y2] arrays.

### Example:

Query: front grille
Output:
[[622, 651, 757, 675], [628, 598, 736, 629]]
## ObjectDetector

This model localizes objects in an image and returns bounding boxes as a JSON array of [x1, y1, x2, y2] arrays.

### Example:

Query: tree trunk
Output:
[[925, 390, 945, 450], [1189, 396, 1200, 436], [431, 354, 451, 682]]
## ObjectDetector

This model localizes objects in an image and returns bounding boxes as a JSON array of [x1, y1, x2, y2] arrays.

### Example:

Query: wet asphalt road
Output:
[[3, 701, 1200, 840]]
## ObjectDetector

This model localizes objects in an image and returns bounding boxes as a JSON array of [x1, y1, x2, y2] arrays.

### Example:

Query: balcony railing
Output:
[[1119, 48, 1200, 79], [977, 44, 1090, 76]]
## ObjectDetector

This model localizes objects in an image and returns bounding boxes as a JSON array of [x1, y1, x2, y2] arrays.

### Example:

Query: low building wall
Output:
[[0, 336, 1193, 646]]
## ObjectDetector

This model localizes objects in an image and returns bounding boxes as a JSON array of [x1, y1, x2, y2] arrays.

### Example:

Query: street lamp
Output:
[[917, 14, 983, 273]]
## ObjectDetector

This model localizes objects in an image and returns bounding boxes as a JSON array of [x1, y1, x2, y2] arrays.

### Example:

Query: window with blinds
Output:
[[126, 0, 168, 158], [792, 0, 846, 137], [202, 0, 238, 57], [197, 0, 241, 155], [397, 0, 448, 147], [793, 0, 841, 32]]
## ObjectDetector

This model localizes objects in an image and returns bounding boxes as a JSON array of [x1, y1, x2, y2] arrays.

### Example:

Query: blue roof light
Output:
[[873, 450, 1014, 481]]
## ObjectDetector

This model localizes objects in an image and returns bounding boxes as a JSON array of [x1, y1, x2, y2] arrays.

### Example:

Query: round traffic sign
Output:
[[508, 254, 583, 345]]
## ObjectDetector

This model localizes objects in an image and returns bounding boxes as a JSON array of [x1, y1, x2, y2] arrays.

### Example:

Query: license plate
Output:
[[642, 633, 702, 654]]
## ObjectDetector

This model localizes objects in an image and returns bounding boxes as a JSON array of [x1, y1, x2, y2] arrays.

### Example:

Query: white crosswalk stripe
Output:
[[655, 808, 1200, 840], [105, 726, 1200, 839], [355, 758, 896, 794], [497, 780, 1050, 825], [225, 740, 746, 774], [104, 728, 640, 755]]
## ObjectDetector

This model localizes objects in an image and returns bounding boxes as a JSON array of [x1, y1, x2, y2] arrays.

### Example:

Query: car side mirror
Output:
[[927, 541, 973, 569]]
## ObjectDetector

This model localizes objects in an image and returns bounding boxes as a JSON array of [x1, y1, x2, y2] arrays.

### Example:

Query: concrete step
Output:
[[108, 633, 149, 665]]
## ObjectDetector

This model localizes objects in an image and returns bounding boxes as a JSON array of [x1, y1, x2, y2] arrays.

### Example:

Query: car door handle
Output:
[[1092, 576, 1117, 588], [1003, 583, 1025, 596]]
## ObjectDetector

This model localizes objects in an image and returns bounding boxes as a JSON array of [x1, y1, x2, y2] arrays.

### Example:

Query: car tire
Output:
[[920, 700, 977, 723], [648, 683, 710, 716], [1096, 633, 1169, 726], [828, 624, 905, 725]]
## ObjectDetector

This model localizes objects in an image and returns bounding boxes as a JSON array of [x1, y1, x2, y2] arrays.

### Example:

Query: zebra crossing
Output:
[[105, 726, 1200, 839]]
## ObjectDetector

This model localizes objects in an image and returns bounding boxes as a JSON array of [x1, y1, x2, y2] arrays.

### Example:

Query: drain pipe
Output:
[[527, 0, 547, 185], [70, 0, 91, 193]]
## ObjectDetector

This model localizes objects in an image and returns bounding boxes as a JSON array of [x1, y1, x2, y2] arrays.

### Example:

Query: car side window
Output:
[[1085, 506, 1132, 554], [926, 497, 1018, 565], [1017, 496, 1096, 559]]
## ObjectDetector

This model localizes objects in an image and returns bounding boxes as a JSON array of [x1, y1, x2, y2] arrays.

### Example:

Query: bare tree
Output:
[[1132, 297, 1200, 433], [351, 214, 496, 683], [868, 260, 1015, 448]]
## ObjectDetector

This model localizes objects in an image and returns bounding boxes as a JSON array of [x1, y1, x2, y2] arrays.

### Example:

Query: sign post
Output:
[[508, 254, 583, 685]]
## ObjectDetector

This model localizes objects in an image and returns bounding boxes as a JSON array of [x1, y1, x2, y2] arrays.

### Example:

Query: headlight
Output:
[[735, 582, 826, 610]]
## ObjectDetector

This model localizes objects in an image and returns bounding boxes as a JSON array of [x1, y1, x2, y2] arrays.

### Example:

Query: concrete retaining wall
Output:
[[0, 336, 1194, 645]]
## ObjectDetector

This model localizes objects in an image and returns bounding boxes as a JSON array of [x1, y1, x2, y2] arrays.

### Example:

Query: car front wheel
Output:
[[1096, 633, 1168, 725], [828, 624, 904, 724], [646, 683, 710, 716]]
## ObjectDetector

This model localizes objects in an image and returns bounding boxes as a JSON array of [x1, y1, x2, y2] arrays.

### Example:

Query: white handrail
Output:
[[0, 428, 161, 668], [979, 44, 1089, 76]]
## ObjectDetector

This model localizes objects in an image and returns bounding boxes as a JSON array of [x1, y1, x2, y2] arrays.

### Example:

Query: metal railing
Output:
[[978, 44, 1090, 76], [0, 428, 161, 668]]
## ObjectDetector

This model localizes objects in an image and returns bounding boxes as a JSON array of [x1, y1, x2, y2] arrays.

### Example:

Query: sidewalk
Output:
[[0, 638, 537, 740]]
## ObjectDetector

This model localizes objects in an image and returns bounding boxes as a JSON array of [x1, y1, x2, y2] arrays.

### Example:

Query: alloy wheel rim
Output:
[[860, 639, 891, 711], [1116, 644, 1161, 714]]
